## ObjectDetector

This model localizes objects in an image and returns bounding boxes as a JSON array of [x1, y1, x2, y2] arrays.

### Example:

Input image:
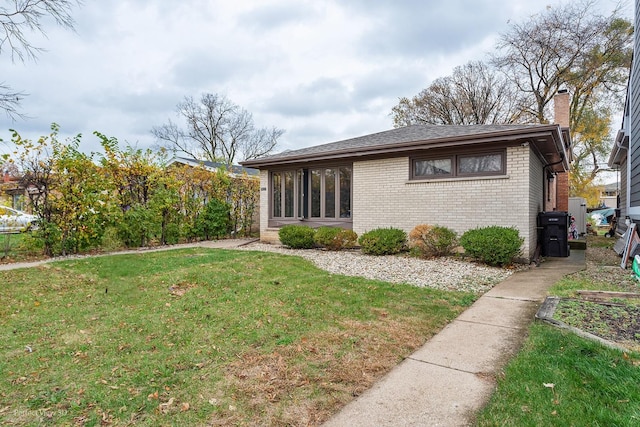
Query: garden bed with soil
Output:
[[548, 240, 640, 352]]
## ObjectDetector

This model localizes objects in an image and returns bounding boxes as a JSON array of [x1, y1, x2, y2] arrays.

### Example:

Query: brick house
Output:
[[242, 94, 571, 261]]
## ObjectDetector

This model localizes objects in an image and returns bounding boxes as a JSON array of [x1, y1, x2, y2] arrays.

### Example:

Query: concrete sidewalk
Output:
[[323, 251, 586, 427]]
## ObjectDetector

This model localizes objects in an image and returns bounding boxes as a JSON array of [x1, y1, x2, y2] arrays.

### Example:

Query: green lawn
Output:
[[0, 248, 475, 426], [475, 323, 640, 426], [0, 232, 45, 263], [476, 236, 640, 426]]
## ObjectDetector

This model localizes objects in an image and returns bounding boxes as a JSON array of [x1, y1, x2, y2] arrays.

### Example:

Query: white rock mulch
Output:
[[237, 243, 522, 293]]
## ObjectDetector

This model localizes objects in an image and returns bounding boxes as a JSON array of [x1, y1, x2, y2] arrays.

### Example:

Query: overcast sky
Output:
[[0, 0, 632, 160]]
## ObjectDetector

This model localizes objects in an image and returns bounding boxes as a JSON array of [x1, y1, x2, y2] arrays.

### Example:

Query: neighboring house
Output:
[[599, 182, 619, 209], [242, 93, 572, 261], [166, 156, 259, 178], [0, 172, 28, 211], [608, 0, 638, 235]]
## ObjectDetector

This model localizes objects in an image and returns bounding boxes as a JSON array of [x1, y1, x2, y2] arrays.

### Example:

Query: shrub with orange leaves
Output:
[[409, 224, 458, 258]]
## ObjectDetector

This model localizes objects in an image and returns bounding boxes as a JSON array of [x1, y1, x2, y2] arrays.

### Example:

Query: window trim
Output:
[[410, 149, 506, 180]]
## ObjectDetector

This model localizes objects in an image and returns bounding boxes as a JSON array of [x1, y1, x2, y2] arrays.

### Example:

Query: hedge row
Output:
[[278, 224, 524, 266]]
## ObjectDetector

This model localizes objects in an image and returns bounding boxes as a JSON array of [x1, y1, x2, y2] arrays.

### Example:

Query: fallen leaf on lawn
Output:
[[181, 402, 190, 411], [551, 410, 557, 415], [158, 398, 174, 413], [543, 383, 555, 389], [148, 391, 158, 400]]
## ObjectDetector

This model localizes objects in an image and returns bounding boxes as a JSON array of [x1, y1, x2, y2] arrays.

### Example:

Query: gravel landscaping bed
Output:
[[238, 242, 521, 293]]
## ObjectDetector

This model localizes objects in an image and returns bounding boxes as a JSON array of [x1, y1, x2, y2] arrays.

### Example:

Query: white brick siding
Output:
[[257, 146, 545, 259], [352, 146, 539, 259]]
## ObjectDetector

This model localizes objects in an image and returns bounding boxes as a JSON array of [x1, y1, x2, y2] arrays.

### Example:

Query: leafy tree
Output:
[[228, 174, 260, 237], [50, 136, 109, 255], [392, 61, 525, 126], [568, 105, 613, 204], [97, 132, 165, 247], [491, 0, 632, 192], [0, 0, 81, 118], [10, 124, 108, 256], [151, 93, 283, 168], [169, 164, 230, 241], [10, 124, 58, 254], [492, 1, 632, 127]]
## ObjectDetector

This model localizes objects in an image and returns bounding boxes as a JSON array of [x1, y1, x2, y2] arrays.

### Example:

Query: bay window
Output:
[[271, 165, 351, 224]]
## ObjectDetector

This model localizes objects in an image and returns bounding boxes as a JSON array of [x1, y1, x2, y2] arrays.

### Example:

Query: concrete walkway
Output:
[[323, 250, 586, 427]]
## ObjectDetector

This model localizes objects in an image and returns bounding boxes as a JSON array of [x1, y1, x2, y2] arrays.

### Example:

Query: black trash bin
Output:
[[538, 211, 570, 257]]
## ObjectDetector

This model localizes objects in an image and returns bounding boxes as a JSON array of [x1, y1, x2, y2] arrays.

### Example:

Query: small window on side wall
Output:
[[414, 158, 452, 178], [411, 150, 505, 180], [457, 152, 504, 176]]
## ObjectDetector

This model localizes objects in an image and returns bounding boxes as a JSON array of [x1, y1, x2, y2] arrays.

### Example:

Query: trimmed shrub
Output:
[[409, 224, 458, 257], [195, 198, 231, 240], [358, 227, 407, 255], [460, 226, 523, 266], [314, 227, 358, 251], [278, 225, 316, 249]]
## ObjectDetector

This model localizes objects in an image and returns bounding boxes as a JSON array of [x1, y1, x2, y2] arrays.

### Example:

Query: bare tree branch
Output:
[[0, 0, 81, 118], [0, 81, 27, 119], [391, 61, 527, 126], [151, 93, 283, 167]]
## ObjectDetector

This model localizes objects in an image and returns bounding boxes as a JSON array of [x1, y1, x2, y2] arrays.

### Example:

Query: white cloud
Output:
[[0, 0, 631, 158]]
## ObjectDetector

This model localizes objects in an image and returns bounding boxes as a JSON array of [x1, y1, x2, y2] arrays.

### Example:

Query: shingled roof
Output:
[[241, 124, 570, 171]]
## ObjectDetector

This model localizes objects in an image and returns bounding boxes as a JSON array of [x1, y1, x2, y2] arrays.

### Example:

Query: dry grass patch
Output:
[[0, 248, 475, 426]]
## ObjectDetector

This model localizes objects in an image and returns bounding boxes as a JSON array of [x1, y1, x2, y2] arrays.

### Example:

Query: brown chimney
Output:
[[554, 89, 570, 128]]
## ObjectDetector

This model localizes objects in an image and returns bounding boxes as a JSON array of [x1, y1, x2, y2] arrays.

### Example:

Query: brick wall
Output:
[[556, 172, 569, 212], [554, 91, 570, 211], [352, 146, 540, 259]]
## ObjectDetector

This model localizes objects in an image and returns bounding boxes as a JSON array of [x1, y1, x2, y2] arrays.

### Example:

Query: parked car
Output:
[[0, 206, 38, 233]]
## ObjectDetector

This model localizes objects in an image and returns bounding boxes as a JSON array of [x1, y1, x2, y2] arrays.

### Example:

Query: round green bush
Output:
[[314, 226, 358, 250], [460, 226, 523, 266], [358, 227, 407, 255], [278, 225, 316, 249]]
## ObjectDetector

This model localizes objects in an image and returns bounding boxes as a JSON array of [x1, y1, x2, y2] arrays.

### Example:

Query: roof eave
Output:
[[608, 129, 629, 167], [242, 125, 565, 168]]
